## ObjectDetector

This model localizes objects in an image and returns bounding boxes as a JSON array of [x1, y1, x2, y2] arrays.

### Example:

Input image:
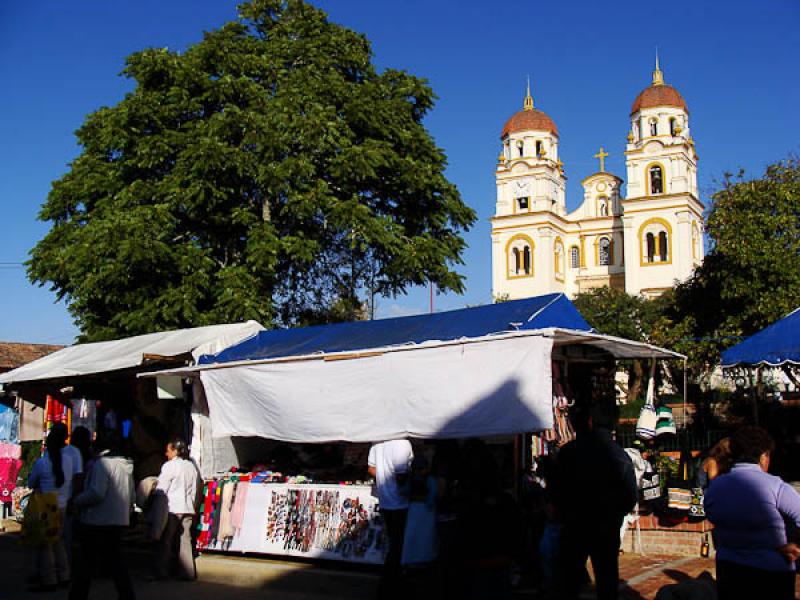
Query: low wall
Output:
[[623, 514, 712, 557]]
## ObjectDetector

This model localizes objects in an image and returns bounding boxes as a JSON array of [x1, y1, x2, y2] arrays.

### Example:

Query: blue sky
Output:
[[1, 0, 798, 344]]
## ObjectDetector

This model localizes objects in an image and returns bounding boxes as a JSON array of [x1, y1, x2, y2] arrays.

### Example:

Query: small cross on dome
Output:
[[594, 147, 609, 172]]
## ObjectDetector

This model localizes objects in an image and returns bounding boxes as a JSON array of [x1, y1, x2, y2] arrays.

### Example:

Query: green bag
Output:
[[20, 492, 62, 546]]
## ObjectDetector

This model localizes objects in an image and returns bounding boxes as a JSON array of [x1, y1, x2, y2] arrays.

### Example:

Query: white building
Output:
[[491, 60, 704, 300]]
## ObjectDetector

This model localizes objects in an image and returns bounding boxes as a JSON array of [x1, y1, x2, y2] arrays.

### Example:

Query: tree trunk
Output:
[[627, 360, 645, 404]]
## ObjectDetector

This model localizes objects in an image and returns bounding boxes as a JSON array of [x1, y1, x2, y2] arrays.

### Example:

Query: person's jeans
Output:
[[68, 523, 135, 600], [156, 513, 196, 580], [557, 518, 623, 600], [378, 508, 408, 599], [37, 539, 69, 586]]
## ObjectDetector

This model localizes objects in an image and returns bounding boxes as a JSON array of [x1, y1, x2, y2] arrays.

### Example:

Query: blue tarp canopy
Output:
[[199, 293, 591, 365], [721, 307, 800, 368]]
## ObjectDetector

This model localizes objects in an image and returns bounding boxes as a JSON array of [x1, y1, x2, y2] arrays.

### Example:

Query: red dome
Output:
[[631, 84, 687, 115], [501, 109, 559, 138]]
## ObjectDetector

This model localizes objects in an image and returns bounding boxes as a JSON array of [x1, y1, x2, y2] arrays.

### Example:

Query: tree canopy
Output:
[[577, 156, 800, 376], [672, 156, 800, 363], [28, 0, 476, 341]]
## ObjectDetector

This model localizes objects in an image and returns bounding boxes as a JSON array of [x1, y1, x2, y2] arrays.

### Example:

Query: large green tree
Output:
[[673, 157, 800, 363], [573, 287, 679, 401], [29, 0, 475, 341]]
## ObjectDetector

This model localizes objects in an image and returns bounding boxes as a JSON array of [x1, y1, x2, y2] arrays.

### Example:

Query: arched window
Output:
[[637, 119, 643, 140], [517, 197, 529, 212], [669, 118, 677, 136], [646, 233, 656, 263], [535, 140, 543, 157], [516, 140, 524, 157], [649, 118, 658, 136], [506, 235, 534, 278], [639, 218, 672, 265], [649, 165, 664, 195], [570, 246, 580, 269], [598, 237, 612, 266], [554, 240, 565, 278], [658, 231, 668, 262]]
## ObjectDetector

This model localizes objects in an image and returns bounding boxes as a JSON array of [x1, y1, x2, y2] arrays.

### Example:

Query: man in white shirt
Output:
[[154, 437, 201, 581], [368, 439, 413, 599]]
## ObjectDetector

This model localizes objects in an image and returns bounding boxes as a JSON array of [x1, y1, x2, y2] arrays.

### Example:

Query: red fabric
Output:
[[0, 458, 22, 502]]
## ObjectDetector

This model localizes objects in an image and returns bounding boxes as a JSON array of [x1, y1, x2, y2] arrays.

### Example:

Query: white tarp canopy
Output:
[[0, 321, 264, 384], [548, 328, 686, 360], [199, 332, 555, 442], [139, 327, 684, 444]]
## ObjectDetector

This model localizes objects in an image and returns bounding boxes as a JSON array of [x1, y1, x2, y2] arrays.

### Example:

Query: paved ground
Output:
[[1, 530, 798, 600]]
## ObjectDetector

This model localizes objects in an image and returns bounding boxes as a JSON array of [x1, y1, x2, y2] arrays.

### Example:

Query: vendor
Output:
[[368, 439, 413, 599]]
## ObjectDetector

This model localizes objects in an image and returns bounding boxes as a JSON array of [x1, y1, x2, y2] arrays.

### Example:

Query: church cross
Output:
[[594, 146, 609, 172]]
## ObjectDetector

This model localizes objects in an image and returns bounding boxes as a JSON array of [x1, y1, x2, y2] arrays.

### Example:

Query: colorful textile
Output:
[[0, 458, 22, 503], [0, 407, 19, 443], [230, 481, 249, 537], [0, 442, 21, 459]]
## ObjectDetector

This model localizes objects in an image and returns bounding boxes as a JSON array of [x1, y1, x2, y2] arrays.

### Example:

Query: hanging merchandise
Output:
[[689, 488, 705, 517], [551, 363, 575, 446], [636, 362, 659, 440], [44, 396, 70, 438], [0, 442, 21, 459], [103, 408, 118, 431], [655, 406, 676, 436], [0, 406, 20, 444], [640, 471, 662, 502], [0, 458, 22, 505], [666, 487, 692, 511], [70, 399, 96, 433], [530, 434, 549, 458]]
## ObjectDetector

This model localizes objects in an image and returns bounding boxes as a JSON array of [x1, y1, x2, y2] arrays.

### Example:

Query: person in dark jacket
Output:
[[552, 401, 637, 600]]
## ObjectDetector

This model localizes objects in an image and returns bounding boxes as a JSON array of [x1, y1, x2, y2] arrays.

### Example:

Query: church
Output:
[[491, 59, 704, 301]]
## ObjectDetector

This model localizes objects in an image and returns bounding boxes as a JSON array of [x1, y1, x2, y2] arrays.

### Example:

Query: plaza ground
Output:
[[1, 531, 798, 599]]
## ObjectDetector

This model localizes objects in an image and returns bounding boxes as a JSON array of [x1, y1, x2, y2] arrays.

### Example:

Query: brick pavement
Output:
[[612, 553, 800, 600]]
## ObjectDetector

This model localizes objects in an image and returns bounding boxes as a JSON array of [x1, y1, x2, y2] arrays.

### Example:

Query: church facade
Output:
[[491, 60, 704, 301]]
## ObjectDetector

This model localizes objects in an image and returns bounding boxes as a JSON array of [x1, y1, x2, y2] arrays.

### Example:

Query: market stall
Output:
[[142, 294, 684, 564], [0, 322, 264, 481]]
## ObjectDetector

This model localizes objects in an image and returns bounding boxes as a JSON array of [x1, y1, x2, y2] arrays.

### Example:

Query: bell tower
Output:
[[621, 56, 704, 297], [491, 81, 567, 301]]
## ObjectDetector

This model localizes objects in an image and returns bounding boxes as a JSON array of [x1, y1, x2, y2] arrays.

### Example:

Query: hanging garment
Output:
[[0, 458, 22, 503], [0, 407, 20, 443], [217, 480, 236, 540], [230, 481, 249, 538], [0, 442, 21, 459]]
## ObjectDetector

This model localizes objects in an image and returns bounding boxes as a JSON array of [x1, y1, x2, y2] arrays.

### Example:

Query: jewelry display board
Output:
[[202, 483, 386, 564]]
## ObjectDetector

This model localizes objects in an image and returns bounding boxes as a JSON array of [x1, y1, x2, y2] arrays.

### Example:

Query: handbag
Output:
[[641, 471, 662, 502], [20, 491, 62, 546], [689, 487, 705, 517], [666, 487, 692, 511], [636, 402, 658, 440]]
